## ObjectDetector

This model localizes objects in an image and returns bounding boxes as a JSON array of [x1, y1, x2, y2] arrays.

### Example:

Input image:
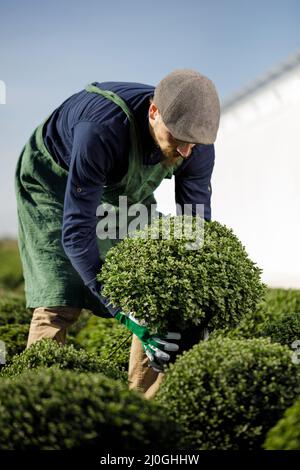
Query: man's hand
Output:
[[114, 310, 181, 371], [143, 331, 181, 372]]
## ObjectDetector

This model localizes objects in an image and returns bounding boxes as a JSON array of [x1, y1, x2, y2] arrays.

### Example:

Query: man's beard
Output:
[[149, 123, 182, 167], [160, 148, 182, 168]]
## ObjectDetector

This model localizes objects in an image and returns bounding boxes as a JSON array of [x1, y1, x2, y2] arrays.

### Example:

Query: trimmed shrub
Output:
[[1, 338, 127, 382], [259, 311, 300, 347], [0, 324, 29, 363], [0, 368, 181, 450], [210, 303, 267, 340], [0, 239, 23, 290], [76, 316, 132, 370], [155, 337, 300, 450], [99, 216, 266, 334], [264, 396, 300, 450], [212, 288, 300, 341]]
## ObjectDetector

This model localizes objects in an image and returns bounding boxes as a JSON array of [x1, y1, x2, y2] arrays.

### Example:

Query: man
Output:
[[15, 69, 220, 399]]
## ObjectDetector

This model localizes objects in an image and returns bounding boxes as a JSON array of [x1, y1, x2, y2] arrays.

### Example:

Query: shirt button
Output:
[[76, 187, 82, 193]]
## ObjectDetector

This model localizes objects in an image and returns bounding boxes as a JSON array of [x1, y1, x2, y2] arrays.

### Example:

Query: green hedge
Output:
[[264, 396, 300, 450], [1, 338, 127, 382], [155, 337, 300, 450], [0, 368, 180, 450], [210, 304, 267, 340], [99, 216, 266, 335], [212, 288, 300, 340], [76, 316, 132, 370]]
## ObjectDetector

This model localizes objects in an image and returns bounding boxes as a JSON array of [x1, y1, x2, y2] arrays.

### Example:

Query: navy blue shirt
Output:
[[43, 81, 215, 298]]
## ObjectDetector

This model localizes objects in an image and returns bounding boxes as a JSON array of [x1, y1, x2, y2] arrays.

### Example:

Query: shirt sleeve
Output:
[[61, 120, 118, 298], [174, 144, 215, 221]]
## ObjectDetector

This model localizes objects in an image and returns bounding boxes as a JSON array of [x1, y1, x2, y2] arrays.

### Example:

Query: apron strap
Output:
[[85, 84, 142, 162]]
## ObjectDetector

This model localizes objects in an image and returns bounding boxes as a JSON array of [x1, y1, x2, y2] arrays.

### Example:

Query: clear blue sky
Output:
[[0, 0, 299, 235]]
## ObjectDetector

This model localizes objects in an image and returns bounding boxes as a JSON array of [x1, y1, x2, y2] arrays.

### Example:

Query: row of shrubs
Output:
[[1, 222, 300, 450], [1, 298, 300, 449], [0, 334, 299, 450], [2, 286, 300, 368], [0, 368, 179, 450], [0, 292, 131, 367], [1, 287, 300, 449]]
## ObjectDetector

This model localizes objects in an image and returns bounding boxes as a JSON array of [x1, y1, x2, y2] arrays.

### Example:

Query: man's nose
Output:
[[176, 143, 195, 158]]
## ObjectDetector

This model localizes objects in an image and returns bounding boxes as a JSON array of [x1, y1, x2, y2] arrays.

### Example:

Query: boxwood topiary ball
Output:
[[210, 289, 300, 341], [264, 396, 300, 450], [154, 336, 300, 450], [0, 338, 127, 382], [98, 216, 266, 334], [0, 368, 181, 450]]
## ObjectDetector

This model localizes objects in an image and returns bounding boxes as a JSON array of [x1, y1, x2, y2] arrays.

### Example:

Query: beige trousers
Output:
[[26, 307, 164, 399], [26, 306, 82, 348], [128, 325, 208, 399], [128, 334, 166, 400]]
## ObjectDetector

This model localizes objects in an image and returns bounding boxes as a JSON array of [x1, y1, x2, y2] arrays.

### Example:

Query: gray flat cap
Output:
[[153, 69, 220, 144]]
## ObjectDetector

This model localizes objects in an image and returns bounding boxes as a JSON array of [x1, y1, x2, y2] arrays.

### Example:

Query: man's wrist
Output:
[[85, 278, 121, 317], [85, 277, 102, 299], [115, 311, 151, 341]]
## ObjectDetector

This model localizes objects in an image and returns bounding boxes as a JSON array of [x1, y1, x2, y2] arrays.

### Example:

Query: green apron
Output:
[[15, 84, 183, 316]]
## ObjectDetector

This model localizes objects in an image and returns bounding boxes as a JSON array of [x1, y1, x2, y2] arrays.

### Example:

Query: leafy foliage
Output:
[[66, 309, 91, 348], [262, 288, 300, 318], [1, 338, 127, 382], [264, 396, 300, 450], [0, 368, 180, 450], [67, 309, 91, 337], [212, 288, 300, 340], [0, 324, 29, 363], [76, 315, 132, 370], [155, 337, 300, 450], [99, 216, 266, 334], [0, 293, 31, 364], [259, 311, 300, 347]]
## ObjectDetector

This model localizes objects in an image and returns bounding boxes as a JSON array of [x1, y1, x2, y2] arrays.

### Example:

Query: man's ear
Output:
[[149, 102, 159, 121]]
